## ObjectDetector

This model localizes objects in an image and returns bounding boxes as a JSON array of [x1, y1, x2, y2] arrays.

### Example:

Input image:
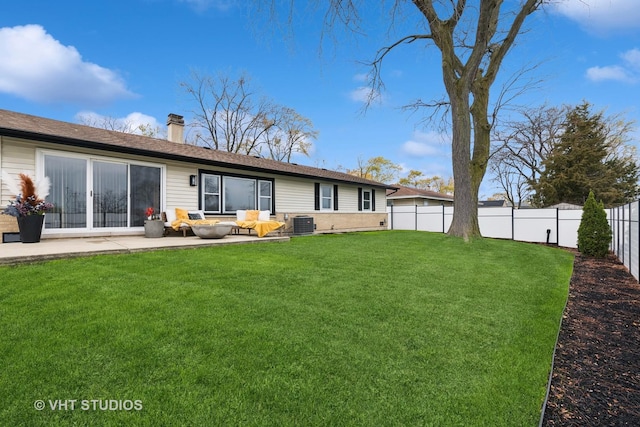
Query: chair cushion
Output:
[[258, 210, 270, 221], [245, 210, 260, 221], [188, 210, 205, 220], [236, 210, 247, 221], [176, 208, 189, 220], [165, 209, 177, 225]]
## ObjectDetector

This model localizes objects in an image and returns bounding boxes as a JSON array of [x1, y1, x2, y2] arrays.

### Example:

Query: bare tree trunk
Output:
[[435, 0, 542, 239], [447, 80, 492, 239], [454, 77, 492, 238], [260, 0, 545, 237], [447, 91, 480, 240]]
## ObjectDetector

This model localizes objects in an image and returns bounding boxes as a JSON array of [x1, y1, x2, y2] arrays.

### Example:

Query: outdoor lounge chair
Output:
[[235, 210, 285, 237], [162, 208, 219, 237]]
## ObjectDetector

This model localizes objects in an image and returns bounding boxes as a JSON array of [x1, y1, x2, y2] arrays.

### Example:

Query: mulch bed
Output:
[[542, 251, 640, 426]]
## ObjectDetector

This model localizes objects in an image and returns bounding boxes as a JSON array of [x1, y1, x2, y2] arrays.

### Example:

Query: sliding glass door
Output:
[[93, 161, 128, 228], [43, 153, 162, 231], [45, 155, 87, 229], [130, 165, 161, 227]]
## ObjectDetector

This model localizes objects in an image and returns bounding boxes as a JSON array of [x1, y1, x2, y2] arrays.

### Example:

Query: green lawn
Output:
[[0, 231, 573, 426]]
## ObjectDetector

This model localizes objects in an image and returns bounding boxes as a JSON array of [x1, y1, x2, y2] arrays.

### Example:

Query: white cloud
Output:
[[586, 48, 640, 83], [586, 65, 635, 83], [396, 131, 453, 181], [402, 140, 440, 157], [552, 0, 640, 34], [400, 130, 449, 157], [0, 25, 135, 105], [353, 73, 368, 83], [349, 86, 382, 104], [122, 112, 162, 131], [622, 48, 640, 70], [75, 111, 162, 135]]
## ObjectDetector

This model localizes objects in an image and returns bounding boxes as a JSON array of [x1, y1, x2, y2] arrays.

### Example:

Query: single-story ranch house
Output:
[[0, 109, 393, 243], [386, 185, 453, 207]]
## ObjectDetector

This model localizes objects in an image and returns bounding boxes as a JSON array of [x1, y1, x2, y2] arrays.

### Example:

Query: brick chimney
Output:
[[167, 113, 184, 143]]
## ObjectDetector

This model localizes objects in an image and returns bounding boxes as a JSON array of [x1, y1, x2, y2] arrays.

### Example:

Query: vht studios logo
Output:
[[34, 399, 143, 411]]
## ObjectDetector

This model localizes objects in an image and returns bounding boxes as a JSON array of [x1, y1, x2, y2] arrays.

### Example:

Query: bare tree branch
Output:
[[181, 70, 317, 161], [260, 0, 553, 238]]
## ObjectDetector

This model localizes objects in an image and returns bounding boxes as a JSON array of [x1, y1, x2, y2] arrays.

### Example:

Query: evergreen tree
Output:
[[532, 102, 639, 207], [577, 191, 612, 257]]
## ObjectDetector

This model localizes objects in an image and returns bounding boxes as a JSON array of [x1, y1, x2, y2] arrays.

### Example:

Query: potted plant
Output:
[[144, 207, 164, 238], [1, 172, 54, 243]]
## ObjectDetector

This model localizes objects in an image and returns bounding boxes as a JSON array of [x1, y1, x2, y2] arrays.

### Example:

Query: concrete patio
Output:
[[0, 233, 290, 266]]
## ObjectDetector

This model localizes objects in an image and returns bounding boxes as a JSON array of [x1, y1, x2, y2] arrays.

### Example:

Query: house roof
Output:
[[0, 109, 393, 189], [478, 200, 508, 207], [386, 185, 453, 201]]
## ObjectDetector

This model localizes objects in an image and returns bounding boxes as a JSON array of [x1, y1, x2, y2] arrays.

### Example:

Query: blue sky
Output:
[[1, 0, 639, 197]]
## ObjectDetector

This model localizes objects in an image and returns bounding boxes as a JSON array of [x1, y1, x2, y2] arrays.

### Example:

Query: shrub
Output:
[[577, 191, 612, 257]]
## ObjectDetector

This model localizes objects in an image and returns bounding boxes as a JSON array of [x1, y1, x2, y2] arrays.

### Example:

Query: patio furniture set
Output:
[[156, 208, 285, 239]]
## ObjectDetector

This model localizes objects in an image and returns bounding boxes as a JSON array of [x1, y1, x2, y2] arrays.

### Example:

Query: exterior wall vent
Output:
[[2, 232, 21, 243]]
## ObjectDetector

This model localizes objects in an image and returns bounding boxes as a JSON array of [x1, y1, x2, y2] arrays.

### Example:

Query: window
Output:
[[320, 184, 333, 210], [258, 181, 272, 211], [224, 176, 256, 212], [130, 165, 161, 226], [314, 183, 338, 211], [362, 190, 372, 211], [203, 175, 220, 212], [93, 161, 128, 228], [200, 172, 273, 214], [358, 188, 376, 211], [42, 152, 163, 230], [45, 155, 87, 229]]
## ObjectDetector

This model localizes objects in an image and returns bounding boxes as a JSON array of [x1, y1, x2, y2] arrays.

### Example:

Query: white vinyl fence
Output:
[[387, 205, 584, 248], [387, 202, 640, 282], [610, 201, 640, 281]]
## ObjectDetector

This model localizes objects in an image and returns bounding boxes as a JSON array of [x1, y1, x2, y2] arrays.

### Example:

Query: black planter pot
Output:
[[17, 215, 45, 243]]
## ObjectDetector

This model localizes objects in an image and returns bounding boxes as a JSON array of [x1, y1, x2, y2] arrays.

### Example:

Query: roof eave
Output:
[[387, 195, 453, 201], [0, 127, 394, 189]]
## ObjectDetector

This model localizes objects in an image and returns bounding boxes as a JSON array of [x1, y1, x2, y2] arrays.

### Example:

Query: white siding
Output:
[[339, 186, 359, 212], [1, 137, 36, 174], [0, 134, 387, 217], [1, 138, 36, 205], [274, 177, 314, 212], [274, 177, 384, 213], [166, 162, 199, 211]]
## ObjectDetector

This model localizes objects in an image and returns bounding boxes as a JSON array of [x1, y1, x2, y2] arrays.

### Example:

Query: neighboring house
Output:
[[478, 199, 509, 207], [0, 109, 393, 243], [386, 185, 453, 207]]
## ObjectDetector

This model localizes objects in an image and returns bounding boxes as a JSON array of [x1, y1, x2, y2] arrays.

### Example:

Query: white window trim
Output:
[[320, 184, 333, 211], [258, 180, 273, 212], [200, 172, 274, 214], [201, 174, 221, 213], [36, 149, 166, 234], [362, 189, 372, 211]]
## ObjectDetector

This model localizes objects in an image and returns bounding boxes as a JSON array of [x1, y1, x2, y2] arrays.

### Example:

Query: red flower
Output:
[[145, 207, 154, 217]]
